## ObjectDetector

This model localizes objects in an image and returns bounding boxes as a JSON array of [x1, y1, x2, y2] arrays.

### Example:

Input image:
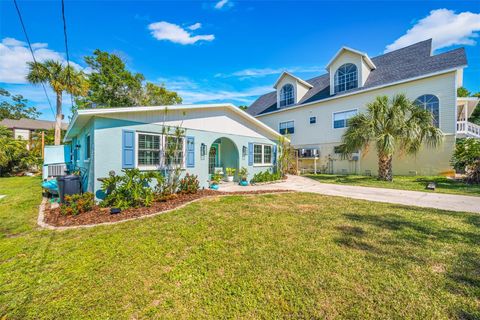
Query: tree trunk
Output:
[[54, 92, 62, 145], [377, 153, 393, 181]]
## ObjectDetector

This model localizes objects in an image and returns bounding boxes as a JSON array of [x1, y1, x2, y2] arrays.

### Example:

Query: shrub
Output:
[[100, 169, 158, 209], [60, 192, 95, 215], [226, 167, 236, 176], [211, 170, 222, 185], [239, 167, 248, 181], [250, 170, 282, 184], [178, 173, 200, 194], [452, 138, 480, 184], [0, 126, 39, 176]]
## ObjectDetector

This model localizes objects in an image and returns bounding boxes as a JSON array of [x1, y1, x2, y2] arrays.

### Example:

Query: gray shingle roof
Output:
[[0, 118, 69, 130], [247, 39, 467, 117]]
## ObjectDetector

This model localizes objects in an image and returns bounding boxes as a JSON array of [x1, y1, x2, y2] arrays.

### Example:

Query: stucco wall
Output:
[[258, 71, 458, 175], [88, 116, 277, 197]]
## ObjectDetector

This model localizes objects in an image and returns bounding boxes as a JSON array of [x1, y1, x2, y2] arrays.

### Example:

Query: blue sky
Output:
[[1, 0, 479, 121]]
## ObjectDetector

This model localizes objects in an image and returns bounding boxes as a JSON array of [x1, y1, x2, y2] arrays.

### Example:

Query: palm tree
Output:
[[341, 94, 443, 181], [27, 60, 88, 145]]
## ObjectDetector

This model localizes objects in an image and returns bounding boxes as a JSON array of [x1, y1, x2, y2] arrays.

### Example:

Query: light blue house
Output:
[[63, 103, 284, 197]]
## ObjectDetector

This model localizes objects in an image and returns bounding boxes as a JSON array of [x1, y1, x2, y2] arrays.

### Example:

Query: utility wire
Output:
[[60, 0, 75, 110], [13, 0, 56, 119]]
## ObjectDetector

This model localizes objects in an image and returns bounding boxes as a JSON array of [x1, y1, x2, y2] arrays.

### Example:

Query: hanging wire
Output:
[[13, 0, 56, 119], [60, 0, 76, 111]]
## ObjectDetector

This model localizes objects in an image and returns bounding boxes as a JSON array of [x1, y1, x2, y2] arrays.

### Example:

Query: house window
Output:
[[165, 136, 185, 167], [242, 146, 247, 160], [279, 84, 295, 107], [138, 133, 161, 167], [279, 121, 295, 135], [253, 144, 273, 165], [334, 63, 358, 93], [309, 116, 316, 124], [333, 109, 357, 129], [85, 134, 91, 160], [414, 94, 440, 127]]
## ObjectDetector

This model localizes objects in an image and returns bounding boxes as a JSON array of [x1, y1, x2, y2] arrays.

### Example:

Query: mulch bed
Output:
[[44, 189, 291, 227]]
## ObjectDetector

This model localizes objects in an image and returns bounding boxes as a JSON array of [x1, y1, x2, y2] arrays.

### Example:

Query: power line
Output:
[[12, 0, 56, 119], [61, 0, 75, 110]]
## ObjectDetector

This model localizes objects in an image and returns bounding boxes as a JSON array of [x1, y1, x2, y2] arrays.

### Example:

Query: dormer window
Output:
[[279, 84, 295, 107], [334, 63, 358, 93]]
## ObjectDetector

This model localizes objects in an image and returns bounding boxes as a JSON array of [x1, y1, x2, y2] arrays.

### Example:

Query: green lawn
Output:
[[305, 174, 480, 197], [1, 177, 479, 319]]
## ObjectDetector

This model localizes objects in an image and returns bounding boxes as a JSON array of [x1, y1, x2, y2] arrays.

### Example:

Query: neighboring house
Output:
[[248, 39, 480, 175], [63, 103, 282, 196], [0, 118, 69, 147]]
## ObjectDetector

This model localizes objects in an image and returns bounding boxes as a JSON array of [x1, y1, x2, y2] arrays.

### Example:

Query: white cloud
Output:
[[0, 37, 83, 84], [154, 76, 269, 104], [188, 23, 202, 31], [215, 66, 324, 79], [214, 0, 229, 9], [385, 9, 480, 53], [148, 21, 214, 45]]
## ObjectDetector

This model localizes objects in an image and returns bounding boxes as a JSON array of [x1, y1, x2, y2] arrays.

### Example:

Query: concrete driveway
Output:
[[220, 175, 480, 213]]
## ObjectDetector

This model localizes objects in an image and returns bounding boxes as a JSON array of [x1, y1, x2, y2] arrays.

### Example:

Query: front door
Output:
[[208, 143, 219, 174]]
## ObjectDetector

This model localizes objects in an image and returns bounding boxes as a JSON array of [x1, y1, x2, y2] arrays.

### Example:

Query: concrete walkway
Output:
[[220, 175, 480, 213]]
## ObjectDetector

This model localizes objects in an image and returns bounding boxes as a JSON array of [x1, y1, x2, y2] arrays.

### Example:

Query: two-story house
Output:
[[247, 39, 480, 176]]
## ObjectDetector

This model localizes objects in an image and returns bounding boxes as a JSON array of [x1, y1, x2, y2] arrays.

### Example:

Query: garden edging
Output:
[[37, 191, 294, 231]]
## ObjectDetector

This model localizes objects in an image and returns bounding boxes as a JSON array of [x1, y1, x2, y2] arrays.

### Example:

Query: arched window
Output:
[[414, 94, 439, 127], [279, 84, 295, 107], [334, 63, 358, 93]]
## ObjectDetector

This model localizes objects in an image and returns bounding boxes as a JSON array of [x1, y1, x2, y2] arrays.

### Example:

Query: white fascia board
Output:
[[326, 47, 376, 70], [273, 71, 313, 89], [257, 67, 465, 118]]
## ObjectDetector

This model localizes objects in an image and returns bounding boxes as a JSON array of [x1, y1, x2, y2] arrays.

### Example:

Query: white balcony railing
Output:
[[457, 121, 480, 138]]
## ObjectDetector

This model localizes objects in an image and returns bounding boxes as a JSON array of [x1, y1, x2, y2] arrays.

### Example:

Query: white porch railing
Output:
[[457, 121, 480, 138]]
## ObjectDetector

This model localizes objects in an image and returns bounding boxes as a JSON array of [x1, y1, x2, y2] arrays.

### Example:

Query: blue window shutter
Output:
[[122, 130, 135, 169], [248, 143, 253, 166], [186, 136, 195, 168], [273, 145, 277, 166]]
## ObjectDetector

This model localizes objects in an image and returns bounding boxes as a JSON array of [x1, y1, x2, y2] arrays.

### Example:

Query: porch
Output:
[[457, 97, 480, 138]]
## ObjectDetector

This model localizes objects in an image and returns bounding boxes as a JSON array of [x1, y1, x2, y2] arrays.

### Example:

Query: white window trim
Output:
[[164, 135, 187, 169], [136, 132, 162, 171], [278, 120, 295, 135], [277, 82, 296, 108], [414, 94, 440, 128], [332, 108, 358, 129], [135, 132, 187, 171], [253, 143, 273, 167]]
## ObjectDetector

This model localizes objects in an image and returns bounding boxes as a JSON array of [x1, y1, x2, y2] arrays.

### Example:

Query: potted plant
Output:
[[209, 170, 222, 190], [238, 167, 248, 186], [225, 167, 236, 182]]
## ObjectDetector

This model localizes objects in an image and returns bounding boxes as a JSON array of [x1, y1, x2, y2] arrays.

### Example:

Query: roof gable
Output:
[[326, 47, 376, 70], [273, 71, 313, 89]]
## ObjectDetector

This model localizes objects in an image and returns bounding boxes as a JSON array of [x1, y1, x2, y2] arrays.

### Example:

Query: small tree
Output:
[[0, 88, 39, 120], [277, 135, 296, 176], [451, 138, 480, 184], [0, 126, 38, 176], [341, 94, 443, 181]]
